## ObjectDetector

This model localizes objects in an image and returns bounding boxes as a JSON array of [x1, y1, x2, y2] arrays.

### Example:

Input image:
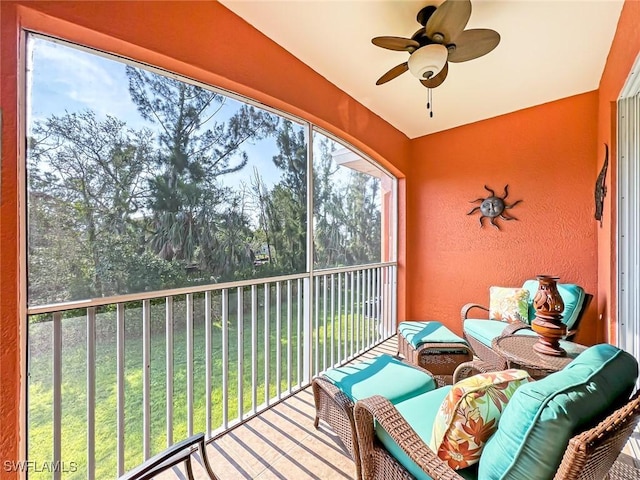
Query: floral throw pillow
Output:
[[429, 369, 532, 470], [489, 286, 530, 324]]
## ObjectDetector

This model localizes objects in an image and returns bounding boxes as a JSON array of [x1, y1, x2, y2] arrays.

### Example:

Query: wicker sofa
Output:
[[353, 344, 640, 480], [461, 279, 592, 369]]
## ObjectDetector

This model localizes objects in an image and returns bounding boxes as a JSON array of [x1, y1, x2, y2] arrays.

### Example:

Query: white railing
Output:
[[26, 263, 396, 479]]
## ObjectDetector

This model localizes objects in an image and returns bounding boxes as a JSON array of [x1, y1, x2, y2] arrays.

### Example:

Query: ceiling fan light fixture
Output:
[[408, 44, 448, 80]]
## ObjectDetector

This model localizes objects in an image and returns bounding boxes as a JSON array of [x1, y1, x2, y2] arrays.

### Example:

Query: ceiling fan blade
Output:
[[376, 62, 409, 85], [372, 36, 420, 52], [448, 29, 501, 63], [420, 62, 448, 88], [425, 0, 472, 44]]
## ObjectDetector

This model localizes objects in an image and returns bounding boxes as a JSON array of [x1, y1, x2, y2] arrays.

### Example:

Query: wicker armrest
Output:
[[354, 395, 465, 480], [554, 390, 640, 479], [452, 360, 498, 383], [460, 303, 489, 323], [312, 376, 355, 427]]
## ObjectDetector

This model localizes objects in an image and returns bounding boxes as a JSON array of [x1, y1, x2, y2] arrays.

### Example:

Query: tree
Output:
[[27, 110, 157, 301], [311, 134, 382, 268], [126, 66, 279, 276], [267, 120, 308, 272], [343, 172, 381, 264], [312, 136, 348, 267]]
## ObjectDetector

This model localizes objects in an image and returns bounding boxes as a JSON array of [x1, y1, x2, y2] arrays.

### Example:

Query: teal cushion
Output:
[[522, 280, 586, 331], [374, 387, 478, 480], [323, 353, 436, 403], [463, 319, 537, 347], [478, 343, 638, 480], [399, 321, 467, 349]]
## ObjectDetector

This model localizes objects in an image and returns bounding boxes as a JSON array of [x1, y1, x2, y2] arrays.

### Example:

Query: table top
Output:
[[491, 335, 587, 377]]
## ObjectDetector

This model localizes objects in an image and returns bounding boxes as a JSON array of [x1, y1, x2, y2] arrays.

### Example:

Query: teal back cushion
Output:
[[323, 353, 436, 403], [478, 343, 638, 480], [522, 280, 586, 330]]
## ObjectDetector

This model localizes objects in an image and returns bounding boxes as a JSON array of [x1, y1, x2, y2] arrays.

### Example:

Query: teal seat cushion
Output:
[[323, 353, 436, 403], [522, 280, 586, 331], [463, 319, 537, 347], [399, 321, 467, 349], [375, 386, 478, 480], [478, 343, 638, 480]]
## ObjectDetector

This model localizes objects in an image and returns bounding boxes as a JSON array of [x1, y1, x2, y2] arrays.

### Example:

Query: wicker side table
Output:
[[492, 335, 587, 379]]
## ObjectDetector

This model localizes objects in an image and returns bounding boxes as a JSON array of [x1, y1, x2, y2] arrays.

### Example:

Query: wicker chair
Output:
[[461, 281, 593, 370], [313, 363, 447, 480], [118, 433, 217, 480], [353, 389, 640, 480]]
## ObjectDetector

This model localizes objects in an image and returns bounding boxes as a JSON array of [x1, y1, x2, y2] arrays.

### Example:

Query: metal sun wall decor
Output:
[[467, 184, 522, 230], [594, 144, 609, 227]]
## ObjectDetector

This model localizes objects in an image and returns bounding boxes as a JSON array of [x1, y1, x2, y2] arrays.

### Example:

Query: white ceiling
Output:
[[219, 0, 624, 139]]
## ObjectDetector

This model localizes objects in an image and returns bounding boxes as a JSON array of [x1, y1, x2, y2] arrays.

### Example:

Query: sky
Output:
[[26, 34, 285, 192]]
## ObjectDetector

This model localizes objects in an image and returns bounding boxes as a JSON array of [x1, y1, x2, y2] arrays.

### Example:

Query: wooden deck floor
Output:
[[161, 337, 397, 480], [161, 335, 640, 479]]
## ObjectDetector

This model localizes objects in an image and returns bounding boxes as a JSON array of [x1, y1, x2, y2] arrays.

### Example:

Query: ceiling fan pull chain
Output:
[[427, 88, 434, 118]]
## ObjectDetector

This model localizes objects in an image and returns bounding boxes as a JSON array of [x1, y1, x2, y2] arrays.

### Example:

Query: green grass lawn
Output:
[[28, 285, 379, 479]]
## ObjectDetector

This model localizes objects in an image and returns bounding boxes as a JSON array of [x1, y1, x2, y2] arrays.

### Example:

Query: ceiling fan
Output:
[[372, 0, 500, 89]]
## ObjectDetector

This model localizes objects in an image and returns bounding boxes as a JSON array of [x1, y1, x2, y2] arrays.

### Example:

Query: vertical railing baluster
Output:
[[303, 276, 312, 385], [323, 275, 328, 371], [350, 271, 355, 358], [237, 287, 244, 421], [330, 274, 335, 367], [165, 297, 174, 446], [343, 272, 349, 362], [142, 299, 151, 459], [287, 280, 292, 393], [392, 265, 398, 334], [387, 266, 393, 337], [297, 278, 303, 388], [116, 304, 125, 476], [337, 273, 342, 365], [371, 268, 375, 345], [276, 282, 282, 400], [186, 294, 194, 437], [251, 285, 258, 414], [87, 307, 96, 479], [205, 291, 212, 437], [222, 289, 229, 429], [52, 312, 62, 480], [375, 267, 382, 342], [264, 283, 271, 406], [366, 268, 374, 347], [383, 266, 389, 338], [314, 276, 320, 376], [362, 269, 366, 349], [353, 270, 363, 353]]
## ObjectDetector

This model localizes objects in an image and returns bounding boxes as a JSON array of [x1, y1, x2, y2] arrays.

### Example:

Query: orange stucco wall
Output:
[[597, 0, 640, 344], [406, 92, 600, 343], [0, 1, 412, 474]]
